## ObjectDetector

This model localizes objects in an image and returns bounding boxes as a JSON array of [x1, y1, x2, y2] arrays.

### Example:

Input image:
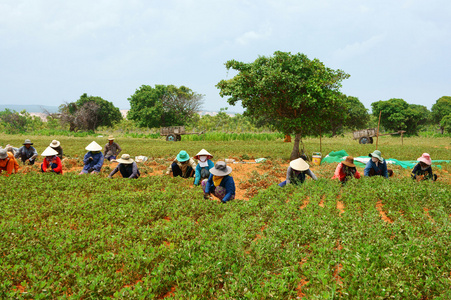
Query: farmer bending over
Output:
[[202, 161, 235, 203], [0, 149, 19, 176], [41, 147, 63, 174], [165, 150, 196, 178], [79, 141, 104, 175], [108, 154, 140, 179], [279, 157, 317, 187], [364, 150, 393, 178], [193, 149, 214, 186], [411, 153, 437, 181], [15, 139, 38, 165], [332, 156, 361, 184]]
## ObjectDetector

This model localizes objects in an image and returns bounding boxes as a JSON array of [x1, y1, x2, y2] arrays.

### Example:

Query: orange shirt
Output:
[[0, 152, 19, 176]]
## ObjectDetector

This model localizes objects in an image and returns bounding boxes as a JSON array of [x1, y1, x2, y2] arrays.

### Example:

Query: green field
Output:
[[1, 134, 450, 299]]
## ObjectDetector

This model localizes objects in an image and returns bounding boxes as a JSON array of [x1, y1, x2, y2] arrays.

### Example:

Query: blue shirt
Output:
[[205, 174, 236, 203], [364, 159, 388, 178], [194, 160, 215, 185], [82, 151, 104, 172]]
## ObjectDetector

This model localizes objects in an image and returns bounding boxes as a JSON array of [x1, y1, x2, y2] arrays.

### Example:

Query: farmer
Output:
[[40, 147, 63, 174], [279, 157, 317, 187], [5, 144, 19, 156], [49, 140, 63, 160], [0, 149, 19, 176], [79, 141, 104, 175], [332, 156, 361, 184], [202, 161, 236, 203], [165, 150, 197, 178], [15, 139, 38, 165], [104, 135, 122, 161], [193, 149, 214, 186], [108, 154, 140, 179], [411, 153, 437, 181], [364, 150, 393, 178]]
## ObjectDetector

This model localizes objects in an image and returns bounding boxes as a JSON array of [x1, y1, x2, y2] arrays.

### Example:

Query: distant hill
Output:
[[0, 104, 59, 114]]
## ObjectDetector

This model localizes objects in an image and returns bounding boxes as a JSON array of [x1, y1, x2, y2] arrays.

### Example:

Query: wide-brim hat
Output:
[[116, 154, 134, 164], [194, 149, 213, 160], [176, 150, 190, 162], [417, 153, 432, 165], [342, 156, 356, 167], [23, 139, 33, 145], [209, 161, 232, 176], [108, 135, 115, 140], [369, 150, 384, 162], [50, 140, 60, 147], [41, 146, 58, 157], [0, 149, 7, 159], [85, 141, 102, 152], [290, 158, 309, 171]]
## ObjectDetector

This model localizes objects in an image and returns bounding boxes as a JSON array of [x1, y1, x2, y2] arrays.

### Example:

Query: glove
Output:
[[108, 175, 112, 178], [88, 157, 93, 161], [203, 193, 210, 200]]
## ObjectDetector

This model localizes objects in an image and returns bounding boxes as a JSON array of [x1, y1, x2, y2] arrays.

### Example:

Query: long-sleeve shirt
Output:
[[15, 146, 38, 161], [411, 163, 434, 180], [364, 160, 388, 178], [194, 160, 215, 185], [332, 163, 361, 182], [109, 162, 140, 178], [42, 156, 63, 174], [82, 151, 104, 172], [166, 158, 197, 175], [204, 174, 236, 202], [104, 142, 122, 157], [285, 166, 317, 185], [0, 152, 19, 176]]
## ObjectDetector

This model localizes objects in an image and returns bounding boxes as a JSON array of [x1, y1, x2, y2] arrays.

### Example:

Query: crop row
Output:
[[1, 172, 450, 298]]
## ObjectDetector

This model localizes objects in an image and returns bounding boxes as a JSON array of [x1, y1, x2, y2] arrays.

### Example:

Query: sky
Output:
[[1, 0, 450, 113]]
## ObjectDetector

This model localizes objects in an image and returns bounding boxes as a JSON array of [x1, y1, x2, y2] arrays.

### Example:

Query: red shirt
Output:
[[42, 156, 63, 174]]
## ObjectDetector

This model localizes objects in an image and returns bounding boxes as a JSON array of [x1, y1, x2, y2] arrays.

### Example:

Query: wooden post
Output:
[[376, 111, 381, 150], [319, 127, 322, 154]]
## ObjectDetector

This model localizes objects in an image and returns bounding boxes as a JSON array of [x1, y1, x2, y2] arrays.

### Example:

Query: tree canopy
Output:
[[127, 84, 204, 128], [216, 51, 350, 159], [431, 96, 451, 134], [371, 98, 429, 135], [59, 93, 122, 131]]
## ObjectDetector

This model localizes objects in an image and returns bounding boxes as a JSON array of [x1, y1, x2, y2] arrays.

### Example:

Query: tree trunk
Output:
[[290, 133, 302, 160]]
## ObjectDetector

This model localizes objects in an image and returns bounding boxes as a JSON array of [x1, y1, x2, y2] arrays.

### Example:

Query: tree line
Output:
[[1, 52, 450, 143]]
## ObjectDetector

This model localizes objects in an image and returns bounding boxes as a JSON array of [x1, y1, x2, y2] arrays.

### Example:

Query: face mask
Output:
[[199, 155, 207, 162]]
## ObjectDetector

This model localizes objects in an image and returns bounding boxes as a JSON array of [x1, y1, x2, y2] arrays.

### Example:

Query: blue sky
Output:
[[1, 0, 450, 113]]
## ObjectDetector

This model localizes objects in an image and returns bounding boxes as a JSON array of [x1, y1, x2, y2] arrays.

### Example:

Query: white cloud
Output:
[[333, 35, 385, 60], [235, 26, 272, 45]]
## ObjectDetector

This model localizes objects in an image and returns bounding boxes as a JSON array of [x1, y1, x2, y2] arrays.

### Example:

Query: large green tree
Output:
[[431, 96, 451, 134], [216, 51, 350, 159], [127, 84, 204, 128], [371, 98, 429, 135], [59, 93, 122, 131]]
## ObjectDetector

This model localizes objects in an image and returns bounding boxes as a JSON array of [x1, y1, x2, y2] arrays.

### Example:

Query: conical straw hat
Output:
[[194, 149, 212, 159], [41, 146, 58, 157], [289, 158, 309, 171], [85, 141, 102, 151]]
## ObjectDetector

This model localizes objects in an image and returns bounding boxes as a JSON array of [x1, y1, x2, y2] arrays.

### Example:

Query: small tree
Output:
[[128, 84, 204, 128], [216, 51, 350, 160], [431, 96, 451, 134], [58, 94, 122, 131]]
